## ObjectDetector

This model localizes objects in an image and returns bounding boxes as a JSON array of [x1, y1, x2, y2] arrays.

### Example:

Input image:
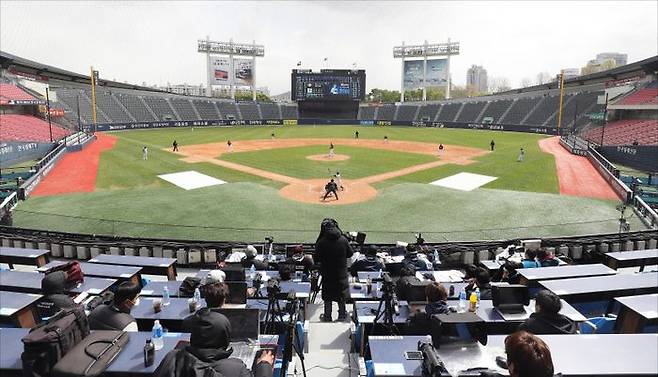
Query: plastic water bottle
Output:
[[378, 268, 383, 279], [249, 264, 256, 280], [475, 287, 481, 303], [193, 287, 201, 303], [162, 286, 170, 306], [152, 320, 164, 350], [458, 291, 467, 312], [433, 249, 440, 265]]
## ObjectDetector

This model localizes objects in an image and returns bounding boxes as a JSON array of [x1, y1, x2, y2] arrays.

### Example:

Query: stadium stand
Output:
[[259, 102, 280, 119], [415, 103, 440, 121], [395, 104, 418, 121], [142, 96, 178, 121], [618, 81, 658, 105], [54, 88, 109, 124], [524, 95, 561, 126], [358, 105, 376, 120], [0, 114, 70, 142], [93, 91, 133, 123], [192, 99, 221, 120], [0, 83, 38, 104], [280, 103, 298, 119], [436, 102, 462, 122], [376, 104, 396, 120], [477, 99, 513, 123], [217, 101, 239, 119], [582, 119, 658, 146], [237, 102, 260, 120], [169, 98, 199, 120], [115, 92, 156, 122], [500, 97, 540, 125], [455, 101, 486, 123]]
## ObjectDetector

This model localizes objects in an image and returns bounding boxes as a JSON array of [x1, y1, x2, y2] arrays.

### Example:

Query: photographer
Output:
[[349, 244, 385, 277], [315, 218, 353, 322]]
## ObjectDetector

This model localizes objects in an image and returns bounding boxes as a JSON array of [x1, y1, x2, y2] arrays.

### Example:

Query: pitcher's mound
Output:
[[306, 154, 350, 161], [279, 179, 377, 205]]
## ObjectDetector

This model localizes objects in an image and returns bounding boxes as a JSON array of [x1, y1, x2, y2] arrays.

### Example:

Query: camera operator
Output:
[[315, 218, 354, 322]]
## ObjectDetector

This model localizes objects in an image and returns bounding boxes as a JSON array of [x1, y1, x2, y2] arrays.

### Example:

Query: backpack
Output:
[[86, 291, 115, 312], [46, 261, 85, 285], [21, 305, 90, 377], [179, 277, 202, 297]]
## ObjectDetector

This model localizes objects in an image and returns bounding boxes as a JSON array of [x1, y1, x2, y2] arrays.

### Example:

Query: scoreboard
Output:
[[292, 69, 366, 102]]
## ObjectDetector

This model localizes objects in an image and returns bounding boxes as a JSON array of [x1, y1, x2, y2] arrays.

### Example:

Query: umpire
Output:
[[323, 179, 339, 201], [315, 218, 353, 322]]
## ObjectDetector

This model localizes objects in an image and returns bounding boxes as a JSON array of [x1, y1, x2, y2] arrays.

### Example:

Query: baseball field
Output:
[[12, 125, 647, 243]]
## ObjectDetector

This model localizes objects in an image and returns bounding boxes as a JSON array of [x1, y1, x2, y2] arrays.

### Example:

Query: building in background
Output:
[[581, 52, 628, 75], [595, 52, 627, 67], [561, 68, 580, 80], [466, 65, 488, 94]]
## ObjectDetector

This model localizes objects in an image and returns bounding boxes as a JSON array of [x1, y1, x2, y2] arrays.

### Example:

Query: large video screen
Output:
[[292, 69, 366, 102], [403, 59, 447, 89]]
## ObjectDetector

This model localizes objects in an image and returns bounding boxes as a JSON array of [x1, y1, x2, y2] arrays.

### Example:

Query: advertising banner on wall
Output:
[[210, 57, 230, 84], [403, 59, 447, 89], [233, 59, 254, 86]]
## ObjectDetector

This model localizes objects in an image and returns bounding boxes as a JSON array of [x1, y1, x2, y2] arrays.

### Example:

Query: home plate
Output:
[[158, 171, 226, 190], [430, 172, 497, 191]]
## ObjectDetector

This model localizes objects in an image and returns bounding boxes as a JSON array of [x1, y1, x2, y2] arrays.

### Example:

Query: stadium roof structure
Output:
[[0, 50, 162, 93], [500, 55, 658, 96]]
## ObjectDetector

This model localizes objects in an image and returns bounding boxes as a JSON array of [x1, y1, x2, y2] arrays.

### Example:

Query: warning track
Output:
[[539, 137, 619, 200]]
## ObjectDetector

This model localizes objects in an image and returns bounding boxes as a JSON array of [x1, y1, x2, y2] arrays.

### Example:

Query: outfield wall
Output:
[[88, 119, 560, 135]]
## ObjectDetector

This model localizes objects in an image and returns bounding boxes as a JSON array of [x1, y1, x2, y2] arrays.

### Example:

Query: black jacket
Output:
[[241, 256, 269, 271], [518, 312, 577, 335], [349, 256, 385, 277], [157, 308, 272, 377], [156, 345, 272, 377], [37, 271, 76, 319], [88, 303, 135, 331], [315, 222, 353, 301]]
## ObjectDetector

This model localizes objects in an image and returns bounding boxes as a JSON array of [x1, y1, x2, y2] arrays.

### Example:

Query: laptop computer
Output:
[[492, 284, 530, 318], [226, 281, 248, 304], [216, 308, 261, 369]]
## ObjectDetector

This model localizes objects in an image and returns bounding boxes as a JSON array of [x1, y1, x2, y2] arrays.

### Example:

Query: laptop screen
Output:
[[492, 284, 529, 307], [226, 281, 247, 304], [216, 308, 260, 340]]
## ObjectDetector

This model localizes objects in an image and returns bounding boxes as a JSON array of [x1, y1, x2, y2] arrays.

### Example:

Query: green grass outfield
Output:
[[12, 126, 646, 243]]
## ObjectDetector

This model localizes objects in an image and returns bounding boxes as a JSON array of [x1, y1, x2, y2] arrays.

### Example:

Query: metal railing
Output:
[[633, 196, 658, 228]]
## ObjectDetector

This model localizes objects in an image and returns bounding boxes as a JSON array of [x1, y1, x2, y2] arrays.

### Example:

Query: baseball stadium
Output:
[[1, 2, 657, 377]]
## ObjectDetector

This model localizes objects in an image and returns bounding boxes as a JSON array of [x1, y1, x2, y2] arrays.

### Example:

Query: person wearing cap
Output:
[[401, 245, 433, 272], [349, 245, 385, 277], [241, 245, 269, 270], [36, 270, 78, 320], [157, 282, 274, 377], [203, 269, 226, 285]]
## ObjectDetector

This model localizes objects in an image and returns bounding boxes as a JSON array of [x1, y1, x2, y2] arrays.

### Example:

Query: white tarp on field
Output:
[[429, 172, 497, 191], [158, 171, 226, 190]]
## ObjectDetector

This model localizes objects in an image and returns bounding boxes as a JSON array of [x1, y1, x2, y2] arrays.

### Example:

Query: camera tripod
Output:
[[371, 281, 399, 336]]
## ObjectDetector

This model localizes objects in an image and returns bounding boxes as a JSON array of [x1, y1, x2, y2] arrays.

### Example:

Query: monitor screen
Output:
[[492, 284, 529, 307], [226, 281, 247, 304], [216, 308, 260, 340], [222, 265, 246, 282]]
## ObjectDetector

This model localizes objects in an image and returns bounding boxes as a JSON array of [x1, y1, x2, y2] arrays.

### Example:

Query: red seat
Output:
[[0, 83, 38, 104], [0, 114, 70, 142], [582, 119, 658, 146]]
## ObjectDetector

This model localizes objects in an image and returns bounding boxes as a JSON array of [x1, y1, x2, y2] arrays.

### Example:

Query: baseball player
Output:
[[142, 146, 148, 160], [227, 140, 233, 152], [334, 171, 344, 191], [172, 140, 179, 152], [323, 179, 339, 201], [328, 142, 335, 158], [517, 148, 525, 162]]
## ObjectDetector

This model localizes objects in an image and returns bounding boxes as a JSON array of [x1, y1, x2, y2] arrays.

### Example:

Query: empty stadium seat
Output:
[[416, 103, 440, 121], [436, 103, 461, 122], [259, 102, 280, 119], [115, 92, 156, 122], [582, 119, 658, 146], [619, 82, 658, 105], [358, 106, 376, 120], [280, 104, 298, 119], [237, 102, 260, 120], [501, 97, 540, 125], [192, 100, 221, 120], [169, 98, 198, 120], [143, 97, 178, 121], [0, 114, 70, 142], [455, 102, 486, 123], [395, 105, 418, 121], [376, 104, 396, 120], [0, 83, 38, 104]]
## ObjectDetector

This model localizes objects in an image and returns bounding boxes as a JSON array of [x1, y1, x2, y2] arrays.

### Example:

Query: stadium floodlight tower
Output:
[[393, 39, 459, 102], [197, 37, 265, 100]]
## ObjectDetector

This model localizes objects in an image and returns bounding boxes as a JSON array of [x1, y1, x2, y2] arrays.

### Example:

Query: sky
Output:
[[1, 1, 656, 95]]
